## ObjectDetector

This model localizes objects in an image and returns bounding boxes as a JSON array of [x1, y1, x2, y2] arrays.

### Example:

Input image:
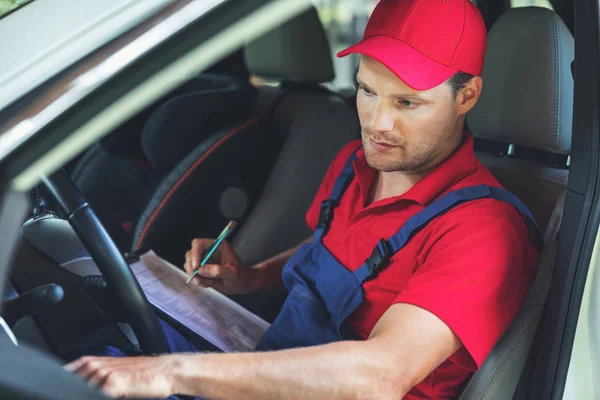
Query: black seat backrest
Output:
[[139, 73, 258, 173], [72, 73, 257, 251], [458, 7, 573, 399], [132, 115, 280, 262]]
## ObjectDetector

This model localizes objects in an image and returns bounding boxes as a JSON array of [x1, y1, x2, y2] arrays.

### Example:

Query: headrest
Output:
[[141, 74, 256, 170], [205, 48, 249, 79], [468, 7, 574, 154], [244, 7, 334, 83]]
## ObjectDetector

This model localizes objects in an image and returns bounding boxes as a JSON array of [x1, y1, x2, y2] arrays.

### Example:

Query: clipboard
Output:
[[129, 250, 270, 353]]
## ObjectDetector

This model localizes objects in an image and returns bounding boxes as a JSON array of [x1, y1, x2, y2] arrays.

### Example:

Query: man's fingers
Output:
[[64, 357, 86, 372], [196, 263, 220, 278], [86, 365, 111, 388], [190, 239, 214, 270], [99, 371, 130, 398], [190, 239, 204, 270], [65, 356, 100, 376], [184, 251, 192, 275], [66, 357, 105, 382], [196, 263, 238, 280], [192, 276, 204, 286], [195, 277, 217, 288]]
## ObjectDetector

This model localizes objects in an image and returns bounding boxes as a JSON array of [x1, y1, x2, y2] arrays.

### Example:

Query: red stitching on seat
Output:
[[135, 116, 265, 250]]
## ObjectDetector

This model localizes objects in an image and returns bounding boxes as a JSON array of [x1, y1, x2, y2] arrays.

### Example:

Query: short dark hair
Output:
[[447, 72, 475, 98]]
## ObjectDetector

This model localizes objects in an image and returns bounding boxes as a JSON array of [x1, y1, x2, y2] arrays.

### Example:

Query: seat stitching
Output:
[[458, 313, 533, 399], [476, 316, 534, 397], [478, 197, 564, 397], [481, 313, 541, 400]]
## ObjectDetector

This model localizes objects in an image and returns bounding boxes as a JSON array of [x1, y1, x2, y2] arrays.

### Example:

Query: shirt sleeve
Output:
[[305, 140, 363, 230], [394, 202, 538, 369]]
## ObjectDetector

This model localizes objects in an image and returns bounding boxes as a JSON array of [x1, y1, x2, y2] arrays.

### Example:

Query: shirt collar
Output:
[[353, 132, 478, 207]]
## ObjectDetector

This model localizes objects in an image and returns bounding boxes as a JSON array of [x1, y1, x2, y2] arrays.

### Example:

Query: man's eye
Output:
[[360, 85, 374, 96], [399, 99, 415, 108]]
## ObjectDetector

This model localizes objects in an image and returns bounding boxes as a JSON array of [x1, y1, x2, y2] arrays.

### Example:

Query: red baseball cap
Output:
[[338, 0, 487, 90]]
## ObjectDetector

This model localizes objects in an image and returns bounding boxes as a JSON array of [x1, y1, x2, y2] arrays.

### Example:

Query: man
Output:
[[67, 0, 540, 398]]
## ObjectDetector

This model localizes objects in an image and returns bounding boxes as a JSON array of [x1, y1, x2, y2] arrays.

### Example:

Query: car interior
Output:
[[0, 1, 577, 399]]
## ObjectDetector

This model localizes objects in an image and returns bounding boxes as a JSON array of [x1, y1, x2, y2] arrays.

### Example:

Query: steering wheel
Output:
[[40, 169, 169, 355]]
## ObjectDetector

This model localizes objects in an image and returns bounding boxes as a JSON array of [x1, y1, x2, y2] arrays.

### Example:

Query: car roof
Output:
[[0, 0, 174, 111]]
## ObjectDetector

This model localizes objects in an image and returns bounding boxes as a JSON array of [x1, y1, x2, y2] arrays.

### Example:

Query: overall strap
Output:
[[313, 149, 360, 242], [353, 185, 544, 283]]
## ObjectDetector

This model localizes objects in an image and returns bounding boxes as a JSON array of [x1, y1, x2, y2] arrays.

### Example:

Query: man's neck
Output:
[[367, 169, 425, 204]]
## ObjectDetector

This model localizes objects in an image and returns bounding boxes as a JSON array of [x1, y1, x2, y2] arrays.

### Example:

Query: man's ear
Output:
[[457, 76, 483, 116]]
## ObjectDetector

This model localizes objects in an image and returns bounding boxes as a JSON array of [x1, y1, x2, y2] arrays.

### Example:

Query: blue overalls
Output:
[[255, 149, 543, 350], [89, 149, 542, 400]]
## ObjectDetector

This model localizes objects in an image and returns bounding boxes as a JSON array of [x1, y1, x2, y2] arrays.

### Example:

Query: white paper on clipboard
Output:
[[129, 250, 270, 353]]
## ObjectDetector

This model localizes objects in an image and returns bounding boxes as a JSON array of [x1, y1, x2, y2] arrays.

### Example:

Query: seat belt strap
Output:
[[355, 185, 544, 282]]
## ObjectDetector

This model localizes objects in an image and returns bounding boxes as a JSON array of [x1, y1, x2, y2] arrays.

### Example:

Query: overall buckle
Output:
[[317, 200, 337, 228], [365, 239, 391, 277]]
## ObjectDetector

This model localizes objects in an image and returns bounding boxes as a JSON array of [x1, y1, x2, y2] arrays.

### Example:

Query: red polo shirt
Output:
[[306, 134, 538, 399]]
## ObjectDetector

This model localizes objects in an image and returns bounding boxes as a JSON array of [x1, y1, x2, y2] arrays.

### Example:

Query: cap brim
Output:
[[337, 36, 458, 91]]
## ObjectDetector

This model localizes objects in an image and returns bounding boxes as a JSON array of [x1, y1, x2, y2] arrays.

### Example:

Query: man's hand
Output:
[[184, 238, 258, 294], [65, 355, 181, 399]]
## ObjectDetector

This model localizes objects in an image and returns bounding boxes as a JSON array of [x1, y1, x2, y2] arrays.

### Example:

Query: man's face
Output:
[[356, 56, 466, 174]]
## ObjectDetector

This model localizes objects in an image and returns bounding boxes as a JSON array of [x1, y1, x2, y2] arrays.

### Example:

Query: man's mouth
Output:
[[368, 137, 397, 152]]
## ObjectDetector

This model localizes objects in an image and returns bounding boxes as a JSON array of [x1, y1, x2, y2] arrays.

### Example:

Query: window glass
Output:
[[313, 0, 378, 89], [0, 0, 34, 20], [511, 0, 553, 9]]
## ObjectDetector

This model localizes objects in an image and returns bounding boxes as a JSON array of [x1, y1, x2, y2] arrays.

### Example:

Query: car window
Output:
[[0, 0, 34, 19], [313, 0, 378, 90], [511, 0, 553, 9]]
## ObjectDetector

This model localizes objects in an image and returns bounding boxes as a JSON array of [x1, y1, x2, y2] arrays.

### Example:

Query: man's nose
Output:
[[368, 101, 395, 133]]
